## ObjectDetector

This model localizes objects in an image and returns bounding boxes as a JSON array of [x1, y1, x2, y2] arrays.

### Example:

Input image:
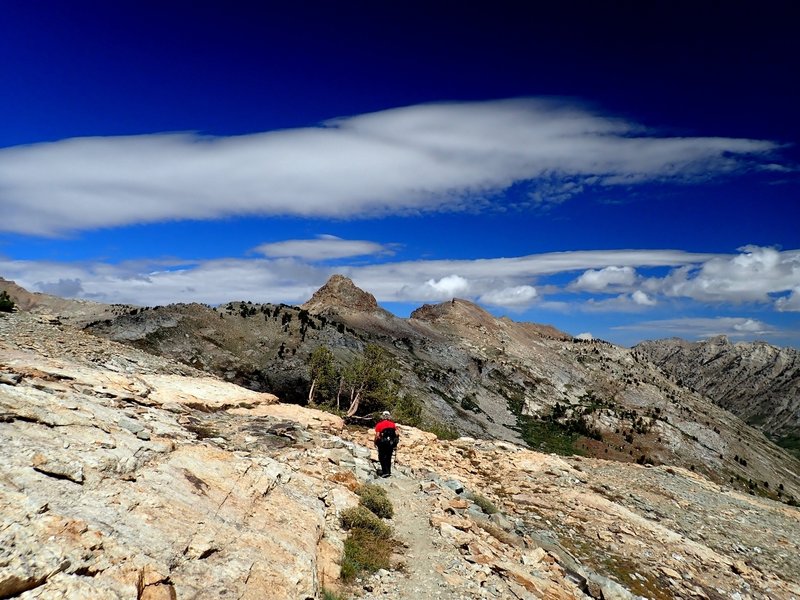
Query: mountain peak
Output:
[[410, 297, 494, 326], [301, 274, 380, 314]]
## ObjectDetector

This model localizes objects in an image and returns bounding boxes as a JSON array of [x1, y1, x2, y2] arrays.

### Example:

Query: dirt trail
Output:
[[355, 464, 484, 600]]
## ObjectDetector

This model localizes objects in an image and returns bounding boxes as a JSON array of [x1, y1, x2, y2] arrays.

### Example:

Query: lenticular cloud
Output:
[[0, 98, 781, 235]]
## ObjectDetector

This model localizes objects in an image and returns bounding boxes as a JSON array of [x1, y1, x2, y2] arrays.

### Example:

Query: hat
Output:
[[381, 411, 391, 418]]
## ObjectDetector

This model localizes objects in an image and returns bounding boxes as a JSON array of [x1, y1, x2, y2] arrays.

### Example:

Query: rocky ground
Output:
[[2, 311, 799, 599]]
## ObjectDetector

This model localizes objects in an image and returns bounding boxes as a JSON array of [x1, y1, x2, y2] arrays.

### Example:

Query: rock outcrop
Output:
[[0, 313, 351, 599], [302, 275, 386, 316]]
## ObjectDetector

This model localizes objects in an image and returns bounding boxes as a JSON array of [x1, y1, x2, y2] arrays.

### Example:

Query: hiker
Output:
[[374, 410, 399, 478]]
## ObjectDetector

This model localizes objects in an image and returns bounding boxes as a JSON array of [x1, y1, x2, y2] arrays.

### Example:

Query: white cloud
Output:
[[631, 290, 656, 306], [572, 266, 637, 291], [480, 285, 538, 307], [422, 275, 470, 298], [0, 99, 781, 236], [645, 245, 800, 303], [615, 317, 775, 339], [254, 235, 391, 260], [775, 287, 800, 312], [575, 332, 594, 340], [732, 319, 768, 333]]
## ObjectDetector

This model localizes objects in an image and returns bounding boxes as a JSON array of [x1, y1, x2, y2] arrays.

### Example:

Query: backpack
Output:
[[378, 426, 398, 449]]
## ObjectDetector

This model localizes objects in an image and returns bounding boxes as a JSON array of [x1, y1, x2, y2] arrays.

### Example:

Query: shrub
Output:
[[356, 484, 394, 519], [339, 506, 392, 537], [466, 492, 498, 515], [340, 528, 393, 581], [460, 395, 480, 413], [322, 588, 347, 600], [392, 394, 422, 427], [0, 291, 14, 313]]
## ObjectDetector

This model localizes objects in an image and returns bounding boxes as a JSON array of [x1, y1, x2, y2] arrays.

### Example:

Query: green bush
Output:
[[340, 528, 393, 581], [392, 393, 422, 427], [339, 506, 393, 537], [356, 484, 394, 519], [0, 291, 14, 313]]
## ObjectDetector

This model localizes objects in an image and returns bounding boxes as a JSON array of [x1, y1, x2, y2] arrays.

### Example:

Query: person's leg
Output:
[[386, 446, 394, 475], [378, 446, 391, 476]]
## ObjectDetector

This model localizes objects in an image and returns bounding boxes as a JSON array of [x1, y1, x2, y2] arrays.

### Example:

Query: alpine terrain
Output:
[[1, 275, 799, 599]]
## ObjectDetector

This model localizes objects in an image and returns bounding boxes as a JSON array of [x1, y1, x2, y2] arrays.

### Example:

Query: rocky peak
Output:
[[301, 274, 380, 315], [410, 298, 496, 328]]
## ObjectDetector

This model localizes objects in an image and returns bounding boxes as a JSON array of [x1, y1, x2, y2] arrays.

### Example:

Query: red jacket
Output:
[[374, 419, 397, 443]]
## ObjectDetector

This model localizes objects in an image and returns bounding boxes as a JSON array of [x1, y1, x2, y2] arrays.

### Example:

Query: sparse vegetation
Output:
[[322, 587, 347, 600], [774, 434, 800, 460], [518, 415, 583, 456], [0, 290, 15, 313], [356, 484, 394, 519], [392, 393, 423, 427], [466, 491, 499, 514], [339, 496, 395, 582], [425, 421, 460, 440]]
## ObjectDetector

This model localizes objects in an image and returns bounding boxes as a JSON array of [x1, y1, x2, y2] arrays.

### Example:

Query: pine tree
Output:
[[307, 346, 337, 404]]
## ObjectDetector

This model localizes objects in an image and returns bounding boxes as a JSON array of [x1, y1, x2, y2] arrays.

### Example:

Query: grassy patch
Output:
[[340, 506, 393, 537], [341, 528, 393, 581], [339, 489, 397, 582], [356, 484, 394, 519]]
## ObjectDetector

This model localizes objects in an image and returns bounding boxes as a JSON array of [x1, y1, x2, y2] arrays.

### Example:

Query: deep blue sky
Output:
[[1, 1, 799, 346]]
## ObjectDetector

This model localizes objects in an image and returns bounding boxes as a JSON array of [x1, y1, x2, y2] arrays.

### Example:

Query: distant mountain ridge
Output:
[[635, 335, 800, 456]]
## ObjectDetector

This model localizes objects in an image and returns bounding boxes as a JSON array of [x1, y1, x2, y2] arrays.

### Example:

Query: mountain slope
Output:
[[636, 336, 800, 456]]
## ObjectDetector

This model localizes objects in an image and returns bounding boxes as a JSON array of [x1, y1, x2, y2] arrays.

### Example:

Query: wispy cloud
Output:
[[254, 235, 393, 261], [615, 317, 776, 339], [0, 99, 782, 236], [4, 244, 785, 310]]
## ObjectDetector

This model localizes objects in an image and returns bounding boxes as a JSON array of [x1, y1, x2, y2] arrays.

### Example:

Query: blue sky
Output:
[[1, 1, 799, 347]]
